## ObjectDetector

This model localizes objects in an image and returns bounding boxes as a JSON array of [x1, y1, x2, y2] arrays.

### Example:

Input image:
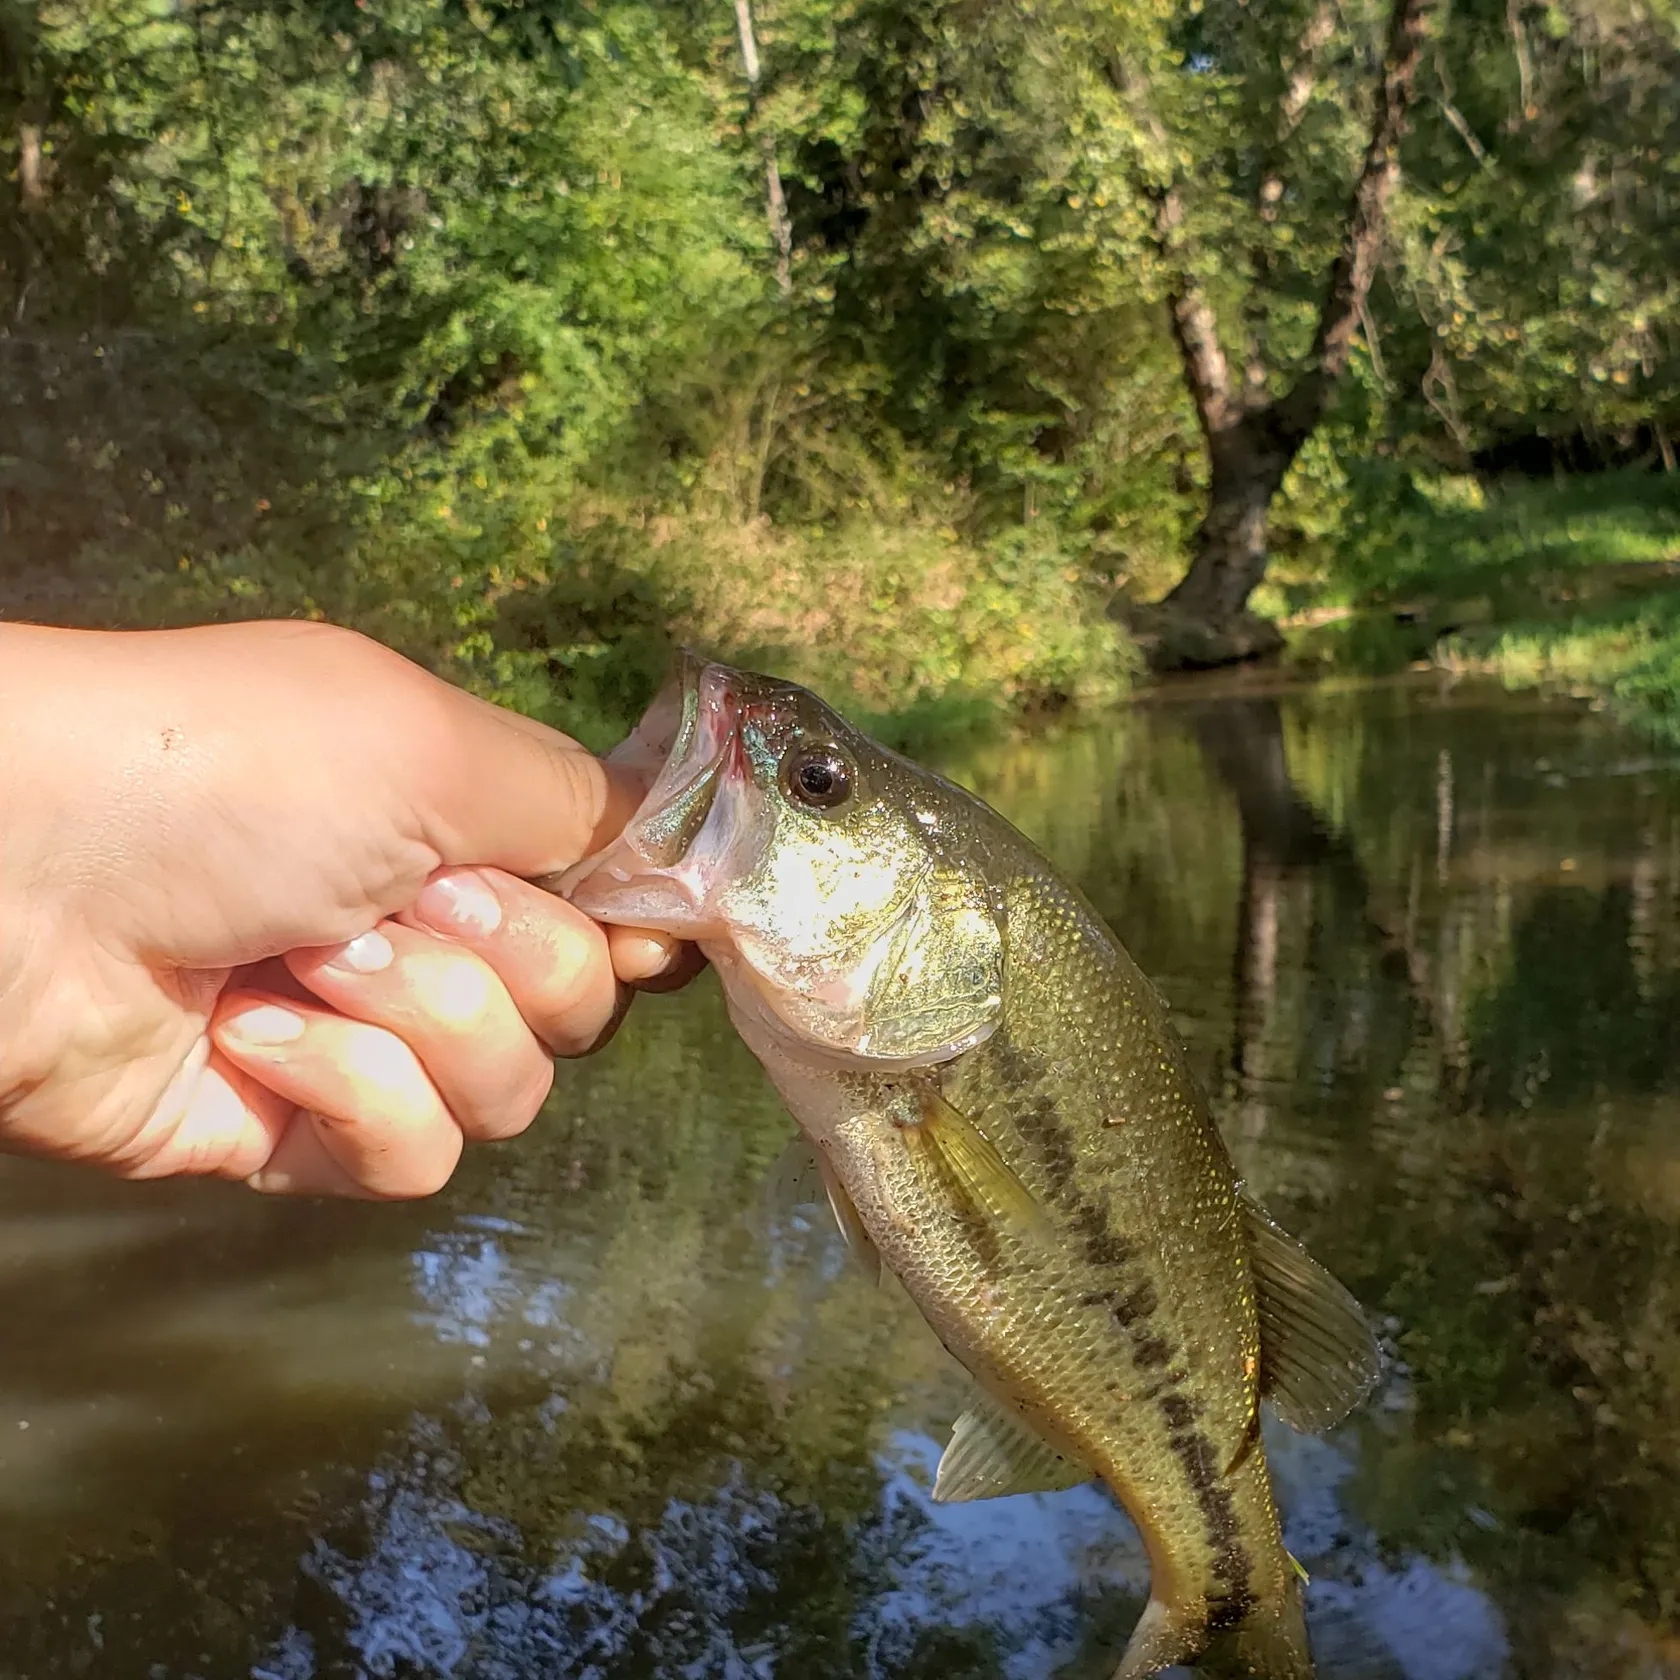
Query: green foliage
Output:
[[1, 0, 1141, 730], [1274, 468, 1680, 696], [3, 0, 1678, 728], [1380, 0, 1680, 457], [1445, 589, 1680, 744], [1286, 466, 1680, 609]]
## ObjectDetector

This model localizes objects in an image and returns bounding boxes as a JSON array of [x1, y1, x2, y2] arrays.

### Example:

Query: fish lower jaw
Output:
[[563, 849, 726, 940]]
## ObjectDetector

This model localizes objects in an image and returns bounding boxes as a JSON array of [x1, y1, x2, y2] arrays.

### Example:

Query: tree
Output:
[[1126, 0, 1438, 669], [7, 0, 1677, 710], [732, 0, 794, 297], [1381, 0, 1680, 479]]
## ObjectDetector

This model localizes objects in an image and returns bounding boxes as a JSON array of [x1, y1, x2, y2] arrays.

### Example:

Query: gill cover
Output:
[[725, 844, 1004, 1065]]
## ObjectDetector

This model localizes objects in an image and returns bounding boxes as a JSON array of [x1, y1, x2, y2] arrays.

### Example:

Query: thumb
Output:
[[407, 682, 647, 879]]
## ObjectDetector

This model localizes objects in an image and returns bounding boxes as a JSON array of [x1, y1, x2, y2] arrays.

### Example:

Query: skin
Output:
[[0, 619, 692, 1198]]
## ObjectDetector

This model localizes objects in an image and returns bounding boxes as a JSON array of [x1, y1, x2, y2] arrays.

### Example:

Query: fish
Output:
[[552, 654, 1382, 1680]]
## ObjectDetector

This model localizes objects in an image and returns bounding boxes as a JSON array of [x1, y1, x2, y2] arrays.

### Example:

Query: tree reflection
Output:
[[1167, 683, 1680, 1676]]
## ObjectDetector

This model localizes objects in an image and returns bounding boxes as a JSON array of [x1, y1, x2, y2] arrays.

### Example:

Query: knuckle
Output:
[[517, 1058, 556, 1117], [415, 949, 498, 1026], [448, 1043, 551, 1142], [388, 1159, 455, 1200], [495, 1061, 554, 1136], [415, 1156, 460, 1197], [386, 1125, 463, 1198], [523, 913, 615, 1042], [343, 1024, 428, 1101]]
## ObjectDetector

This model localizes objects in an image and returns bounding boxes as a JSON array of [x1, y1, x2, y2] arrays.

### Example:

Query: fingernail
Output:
[[222, 1003, 305, 1046], [415, 869, 503, 937], [327, 929, 394, 974]]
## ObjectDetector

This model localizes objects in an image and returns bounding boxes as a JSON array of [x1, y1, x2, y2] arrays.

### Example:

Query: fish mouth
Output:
[[546, 651, 751, 929]]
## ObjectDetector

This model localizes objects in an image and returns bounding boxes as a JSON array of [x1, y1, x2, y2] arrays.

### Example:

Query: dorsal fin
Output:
[[932, 1392, 1093, 1503], [1243, 1192, 1383, 1432]]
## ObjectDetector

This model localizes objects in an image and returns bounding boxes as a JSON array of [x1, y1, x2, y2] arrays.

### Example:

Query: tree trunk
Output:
[[17, 121, 42, 207], [1188, 695, 1467, 1078], [1230, 848, 1283, 1140], [1162, 429, 1294, 628]]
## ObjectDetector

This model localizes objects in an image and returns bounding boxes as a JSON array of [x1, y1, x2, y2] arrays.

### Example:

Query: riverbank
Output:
[[9, 450, 1680, 749], [1274, 468, 1680, 741]]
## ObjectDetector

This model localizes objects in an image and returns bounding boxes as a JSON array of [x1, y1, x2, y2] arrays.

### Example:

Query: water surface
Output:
[[3, 674, 1678, 1680]]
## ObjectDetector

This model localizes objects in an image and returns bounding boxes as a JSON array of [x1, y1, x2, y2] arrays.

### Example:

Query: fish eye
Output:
[[780, 739, 855, 812]]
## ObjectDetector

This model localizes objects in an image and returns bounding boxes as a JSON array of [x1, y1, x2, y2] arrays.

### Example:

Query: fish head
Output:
[[556, 654, 1004, 1067]]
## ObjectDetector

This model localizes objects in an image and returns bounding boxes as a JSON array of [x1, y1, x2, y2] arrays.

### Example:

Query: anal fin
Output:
[[932, 1392, 1092, 1503]]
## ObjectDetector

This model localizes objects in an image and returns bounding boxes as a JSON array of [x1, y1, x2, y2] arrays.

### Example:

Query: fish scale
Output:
[[560, 655, 1382, 1680], [816, 857, 1304, 1678]]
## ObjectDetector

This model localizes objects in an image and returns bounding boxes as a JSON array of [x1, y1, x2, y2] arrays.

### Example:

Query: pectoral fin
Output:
[[817, 1153, 883, 1286], [1244, 1193, 1383, 1432], [757, 1135, 882, 1286], [907, 1088, 1047, 1233], [933, 1394, 1093, 1503], [759, 1135, 826, 1221]]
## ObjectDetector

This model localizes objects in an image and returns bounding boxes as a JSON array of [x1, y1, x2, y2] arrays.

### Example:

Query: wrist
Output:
[[0, 624, 98, 1124], [1, 622, 82, 900]]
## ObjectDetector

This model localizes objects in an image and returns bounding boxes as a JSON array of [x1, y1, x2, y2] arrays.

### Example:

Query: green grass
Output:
[[1338, 466, 1680, 609], [1441, 592, 1680, 745], [1275, 468, 1680, 738], [1266, 465, 1680, 615]]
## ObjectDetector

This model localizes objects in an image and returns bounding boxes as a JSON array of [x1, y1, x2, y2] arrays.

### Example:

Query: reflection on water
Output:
[[3, 673, 1679, 1680]]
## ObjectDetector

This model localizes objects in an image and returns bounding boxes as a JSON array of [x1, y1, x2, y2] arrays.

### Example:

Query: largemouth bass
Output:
[[556, 656, 1381, 1679]]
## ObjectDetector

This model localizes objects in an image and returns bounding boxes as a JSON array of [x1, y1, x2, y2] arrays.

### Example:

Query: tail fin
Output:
[[1114, 1588, 1313, 1680], [1194, 1595, 1314, 1680]]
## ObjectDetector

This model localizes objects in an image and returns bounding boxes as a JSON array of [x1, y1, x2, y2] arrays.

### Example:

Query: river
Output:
[[2, 672, 1676, 1680]]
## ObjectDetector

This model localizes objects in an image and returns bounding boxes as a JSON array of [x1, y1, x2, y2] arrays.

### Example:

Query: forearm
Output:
[[0, 624, 79, 1117], [0, 622, 141, 920]]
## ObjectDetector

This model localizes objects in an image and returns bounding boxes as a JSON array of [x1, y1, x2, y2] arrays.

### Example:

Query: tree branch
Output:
[[1263, 0, 1339, 200], [1246, 0, 1339, 397], [733, 0, 793, 299], [1116, 44, 1242, 444], [1155, 188, 1238, 438], [1277, 0, 1435, 445]]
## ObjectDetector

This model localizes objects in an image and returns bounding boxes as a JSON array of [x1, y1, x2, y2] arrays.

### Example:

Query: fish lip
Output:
[[602, 647, 708, 782], [546, 650, 743, 900]]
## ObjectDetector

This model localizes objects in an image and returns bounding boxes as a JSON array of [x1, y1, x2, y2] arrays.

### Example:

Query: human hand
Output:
[[0, 619, 689, 1197]]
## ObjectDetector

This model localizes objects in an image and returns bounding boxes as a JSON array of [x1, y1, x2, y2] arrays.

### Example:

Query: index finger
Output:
[[396, 866, 628, 1056]]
